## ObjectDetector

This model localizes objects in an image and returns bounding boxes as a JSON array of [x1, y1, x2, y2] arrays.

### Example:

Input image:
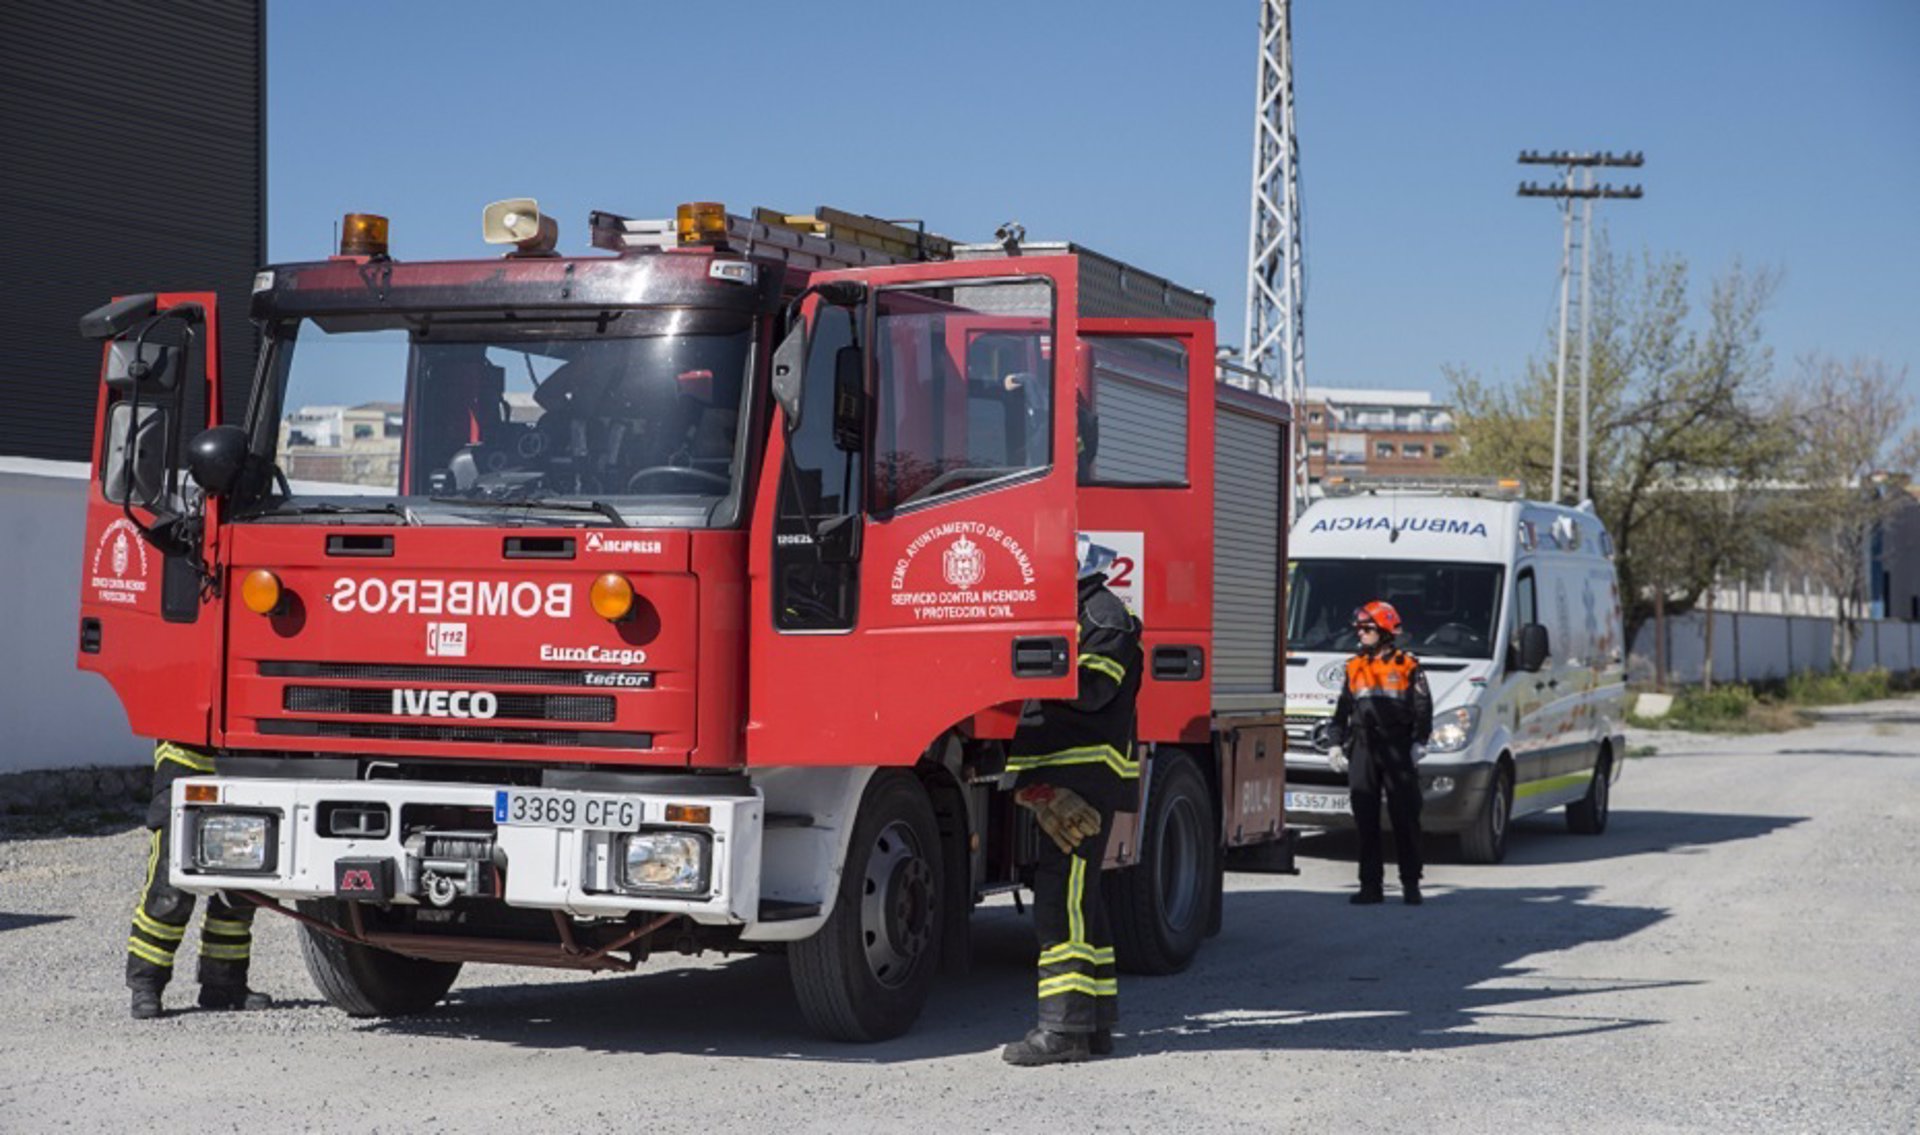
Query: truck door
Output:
[[749, 260, 1083, 765], [76, 291, 227, 743]]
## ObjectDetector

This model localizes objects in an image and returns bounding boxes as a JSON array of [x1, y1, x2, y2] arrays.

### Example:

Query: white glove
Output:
[[1327, 746, 1348, 775], [1411, 743, 1427, 763]]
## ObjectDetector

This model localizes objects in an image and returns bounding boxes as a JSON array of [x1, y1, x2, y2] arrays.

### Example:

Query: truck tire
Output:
[[1458, 763, 1512, 864], [789, 771, 943, 1042], [1566, 748, 1612, 835], [294, 900, 462, 1017], [1107, 752, 1216, 976]]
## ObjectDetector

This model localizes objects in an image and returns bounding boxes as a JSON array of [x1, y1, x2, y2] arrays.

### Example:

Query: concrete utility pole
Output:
[[1518, 150, 1644, 503], [1243, 0, 1308, 515]]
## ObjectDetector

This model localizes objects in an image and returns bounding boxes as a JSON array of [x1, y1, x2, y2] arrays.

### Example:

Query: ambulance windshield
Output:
[[257, 308, 753, 526], [1287, 559, 1505, 659]]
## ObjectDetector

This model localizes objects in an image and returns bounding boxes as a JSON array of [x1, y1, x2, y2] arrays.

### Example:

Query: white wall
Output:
[[0, 461, 148, 773], [1631, 608, 1920, 686]]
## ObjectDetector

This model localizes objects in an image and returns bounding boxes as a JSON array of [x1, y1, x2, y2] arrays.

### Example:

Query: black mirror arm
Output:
[[117, 306, 206, 565]]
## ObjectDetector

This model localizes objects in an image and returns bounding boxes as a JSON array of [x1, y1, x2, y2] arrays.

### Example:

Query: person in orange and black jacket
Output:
[[1326, 600, 1434, 905]]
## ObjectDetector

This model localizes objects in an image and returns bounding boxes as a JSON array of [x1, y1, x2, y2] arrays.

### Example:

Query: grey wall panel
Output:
[[1091, 375, 1186, 484], [1, 0, 263, 461], [1214, 406, 1284, 693]]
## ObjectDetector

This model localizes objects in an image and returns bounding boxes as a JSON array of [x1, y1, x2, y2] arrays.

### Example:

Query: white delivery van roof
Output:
[[1292, 492, 1612, 564]]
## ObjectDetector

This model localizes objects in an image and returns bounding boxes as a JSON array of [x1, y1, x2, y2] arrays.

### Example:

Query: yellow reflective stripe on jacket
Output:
[[198, 942, 252, 961], [202, 917, 252, 937], [1037, 973, 1118, 998], [127, 937, 176, 967], [1038, 941, 1114, 967], [1079, 653, 1127, 684], [132, 909, 185, 941], [154, 742, 215, 773], [1005, 744, 1139, 778]]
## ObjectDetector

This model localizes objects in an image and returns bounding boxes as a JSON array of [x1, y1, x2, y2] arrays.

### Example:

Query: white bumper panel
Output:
[[169, 778, 761, 923]]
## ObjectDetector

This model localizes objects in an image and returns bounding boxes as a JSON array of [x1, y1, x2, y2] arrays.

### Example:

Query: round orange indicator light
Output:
[[241, 569, 284, 616], [590, 573, 636, 622]]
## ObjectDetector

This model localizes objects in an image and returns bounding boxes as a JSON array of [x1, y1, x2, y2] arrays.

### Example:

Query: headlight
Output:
[[1426, 706, 1480, 754], [619, 831, 710, 895], [194, 812, 274, 872]]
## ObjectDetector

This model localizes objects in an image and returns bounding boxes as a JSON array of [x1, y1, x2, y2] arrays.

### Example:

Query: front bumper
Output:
[[1283, 762, 1497, 834], [169, 777, 762, 923]]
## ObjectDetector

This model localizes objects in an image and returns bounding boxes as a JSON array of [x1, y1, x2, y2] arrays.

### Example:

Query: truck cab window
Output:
[[869, 281, 1053, 516], [774, 305, 861, 631]]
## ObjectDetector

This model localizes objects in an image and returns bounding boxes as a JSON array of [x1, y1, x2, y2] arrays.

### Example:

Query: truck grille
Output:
[[259, 661, 639, 688], [1285, 714, 1331, 751], [257, 720, 651, 749], [282, 686, 615, 723]]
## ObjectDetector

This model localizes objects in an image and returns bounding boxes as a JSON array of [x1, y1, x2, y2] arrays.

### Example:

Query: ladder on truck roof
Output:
[[589, 205, 954, 270]]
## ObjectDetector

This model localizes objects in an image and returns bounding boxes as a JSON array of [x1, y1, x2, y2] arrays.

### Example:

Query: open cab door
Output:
[[749, 258, 1084, 765], [75, 290, 228, 742]]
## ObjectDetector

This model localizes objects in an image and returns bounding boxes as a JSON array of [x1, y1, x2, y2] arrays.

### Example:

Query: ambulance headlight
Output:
[[192, 812, 276, 873], [619, 831, 709, 894], [1426, 706, 1480, 754]]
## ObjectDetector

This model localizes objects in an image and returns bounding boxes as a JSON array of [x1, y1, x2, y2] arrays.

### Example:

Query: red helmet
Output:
[[1352, 600, 1403, 636]]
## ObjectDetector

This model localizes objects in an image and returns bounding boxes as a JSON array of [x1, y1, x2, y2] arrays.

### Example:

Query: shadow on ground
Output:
[[1296, 808, 1806, 870], [0, 912, 72, 934], [349, 807, 1804, 1064]]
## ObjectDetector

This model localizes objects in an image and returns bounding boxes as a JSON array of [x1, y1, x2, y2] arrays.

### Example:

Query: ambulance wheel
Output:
[[1566, 748, 1612, 835], [1458, 762, 1512, 864], [1108, 751, 1215, 975], [295, 900, 461, 1017], [789, 771, 943, 1042]]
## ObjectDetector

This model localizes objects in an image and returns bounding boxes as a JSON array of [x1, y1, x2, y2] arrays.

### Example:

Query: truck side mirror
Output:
[[1518, 623, 1551, 672], [78, 293, 159, 341], [831, 344, 865, 453], [187, 424, 251, 497], [771, 325, 805, 432], [102, 403, 170, 506], [103, 340, 181, 392]]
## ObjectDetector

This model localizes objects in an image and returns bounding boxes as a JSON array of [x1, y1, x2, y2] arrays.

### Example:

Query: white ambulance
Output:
[[1282, 483, 1627, 862]]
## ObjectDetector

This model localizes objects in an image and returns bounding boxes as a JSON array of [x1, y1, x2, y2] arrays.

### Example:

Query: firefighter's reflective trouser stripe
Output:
[[1005, 744, 1139, 779], [1032, 818, 1116, 1033], [127, 748, 255, 991]]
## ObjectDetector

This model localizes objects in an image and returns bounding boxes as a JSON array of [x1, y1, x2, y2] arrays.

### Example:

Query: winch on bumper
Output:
[[167, 777, 762, 923]]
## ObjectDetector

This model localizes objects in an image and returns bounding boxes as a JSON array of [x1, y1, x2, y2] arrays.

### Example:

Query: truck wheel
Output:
[[1458, 763, 1512, 864], [1566, 748, 1612, 835], [1108, 752, 1216, 975], [294, 899, 462, 1017], [789, 771, 943, 1042]]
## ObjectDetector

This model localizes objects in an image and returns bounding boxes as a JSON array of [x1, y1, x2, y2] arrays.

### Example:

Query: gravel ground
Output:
[[2, 706, 1916, 1134]]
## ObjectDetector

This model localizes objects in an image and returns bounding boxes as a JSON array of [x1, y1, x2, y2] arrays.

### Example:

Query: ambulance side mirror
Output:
[[1517, 623, 1551, 672]]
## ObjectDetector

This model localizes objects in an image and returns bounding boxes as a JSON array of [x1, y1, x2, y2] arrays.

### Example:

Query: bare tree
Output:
[[1449, 247, 1794, 654], [1783, 356, 1920, 670]]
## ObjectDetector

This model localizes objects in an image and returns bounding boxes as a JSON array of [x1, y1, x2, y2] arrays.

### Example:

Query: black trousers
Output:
[[126, 753, 256, 991], [1031, 811, 1117, 1034], [1351, 764, 1423, 890]]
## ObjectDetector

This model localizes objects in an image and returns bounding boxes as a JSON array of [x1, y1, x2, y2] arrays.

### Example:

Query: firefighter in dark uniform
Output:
[[1001, 534, 1143, 1066], [126, 741, 273, 1019], [1327, 600, 1434, 905]]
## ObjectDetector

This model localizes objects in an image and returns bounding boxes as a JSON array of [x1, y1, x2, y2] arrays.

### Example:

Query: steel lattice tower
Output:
[[1242, 0, 1308, 511]]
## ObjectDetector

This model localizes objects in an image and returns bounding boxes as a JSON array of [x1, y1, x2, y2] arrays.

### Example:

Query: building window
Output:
[[1306, 441, 1326, 456], [1308, 410, 1323, 424], [1433, 443, 1451, 460], [1375, 441, 1395, 459], [1402, 443, 1426, 459], [353, 423, 376, 440]]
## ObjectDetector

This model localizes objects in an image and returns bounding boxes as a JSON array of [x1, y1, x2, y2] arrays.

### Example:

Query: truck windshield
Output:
[[1287, 559, 1506, 660], [257, 309, 752, 525]]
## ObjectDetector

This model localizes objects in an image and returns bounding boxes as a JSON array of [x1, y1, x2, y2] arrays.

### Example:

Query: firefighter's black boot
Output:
[[1402, 880, 1424, 906], [1089, 1027, 1114, 1056], [1002, 1027, 1092, 1066], [198, 985, 272, 1011], [1350, 887, 1384, 905], [130, 985, 164, 1020]]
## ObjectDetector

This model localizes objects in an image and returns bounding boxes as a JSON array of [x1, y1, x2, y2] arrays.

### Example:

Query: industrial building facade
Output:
[[1, 0, 264, 461]]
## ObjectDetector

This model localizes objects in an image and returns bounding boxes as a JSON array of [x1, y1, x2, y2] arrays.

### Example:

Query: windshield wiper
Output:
[[428, 496, 628, 527], [256, 500, 421, 525]]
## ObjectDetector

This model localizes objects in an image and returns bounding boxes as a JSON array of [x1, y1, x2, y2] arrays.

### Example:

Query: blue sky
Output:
[[268, 0, 1919, 401]]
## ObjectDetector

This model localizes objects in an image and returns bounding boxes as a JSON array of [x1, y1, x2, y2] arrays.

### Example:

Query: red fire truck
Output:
[[75, 200, 1292, 1040]]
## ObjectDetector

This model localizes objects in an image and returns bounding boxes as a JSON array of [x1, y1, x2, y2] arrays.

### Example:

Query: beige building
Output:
[[1301, 386, 1457, 485], [279, 402, 404, 489]]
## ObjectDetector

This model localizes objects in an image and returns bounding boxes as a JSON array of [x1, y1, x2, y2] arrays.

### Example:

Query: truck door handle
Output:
[[1152, 645, 1205, 682], [1012, 636, 1070, 678]]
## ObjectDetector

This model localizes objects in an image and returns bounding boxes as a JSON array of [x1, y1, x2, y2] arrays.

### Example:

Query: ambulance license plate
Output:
[[494, 789, 641, 831], [1284, 791, 1349, 814]]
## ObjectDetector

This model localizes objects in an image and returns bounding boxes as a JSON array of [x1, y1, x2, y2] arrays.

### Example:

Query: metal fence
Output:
[[1627, 609, 1920, 685]]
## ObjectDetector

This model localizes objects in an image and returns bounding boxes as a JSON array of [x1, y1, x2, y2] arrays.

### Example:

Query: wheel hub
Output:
[[858, 821, 932, 989]]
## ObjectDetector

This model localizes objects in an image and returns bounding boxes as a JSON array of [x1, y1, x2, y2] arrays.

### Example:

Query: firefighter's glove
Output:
[[1015, 785, 1103, 854], [1327, 746, 1349, 776]]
